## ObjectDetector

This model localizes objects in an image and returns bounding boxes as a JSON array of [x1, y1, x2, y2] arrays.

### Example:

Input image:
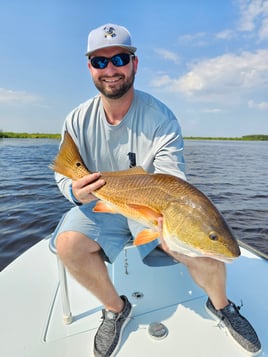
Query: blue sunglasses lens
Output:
[[91, 57, 109, 69], [90, 53, 133, 69]]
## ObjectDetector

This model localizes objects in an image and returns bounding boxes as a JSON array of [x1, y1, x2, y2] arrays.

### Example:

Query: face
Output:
[[88, 46, 138, 99]]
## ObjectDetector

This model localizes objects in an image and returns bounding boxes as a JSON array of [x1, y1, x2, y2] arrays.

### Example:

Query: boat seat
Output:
[[49, 231, 73, 324], [49, 227, 134, 325]]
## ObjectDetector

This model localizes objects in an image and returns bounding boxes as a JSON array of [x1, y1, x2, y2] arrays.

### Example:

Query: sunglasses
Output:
[[90, 53, 135, 69]]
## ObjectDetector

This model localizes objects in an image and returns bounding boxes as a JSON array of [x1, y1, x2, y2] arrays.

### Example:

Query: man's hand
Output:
[[72, 172, 106, 204]]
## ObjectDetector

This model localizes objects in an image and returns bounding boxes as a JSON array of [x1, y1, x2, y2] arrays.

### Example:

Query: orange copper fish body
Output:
[[50, 132, 240, 262]]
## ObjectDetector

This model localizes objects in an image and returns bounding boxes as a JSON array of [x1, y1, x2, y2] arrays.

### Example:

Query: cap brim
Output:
[[85, 45, 137, 57]]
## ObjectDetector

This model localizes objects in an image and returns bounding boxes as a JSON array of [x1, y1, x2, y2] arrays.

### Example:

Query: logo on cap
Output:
[[103, 26, 116, 38]]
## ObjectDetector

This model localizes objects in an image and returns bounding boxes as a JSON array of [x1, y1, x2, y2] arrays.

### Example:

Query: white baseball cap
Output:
[[86, 24, 137, 57]]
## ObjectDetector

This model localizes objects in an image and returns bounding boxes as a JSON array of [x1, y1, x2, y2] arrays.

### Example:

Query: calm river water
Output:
[[0, 138, 267, 270]]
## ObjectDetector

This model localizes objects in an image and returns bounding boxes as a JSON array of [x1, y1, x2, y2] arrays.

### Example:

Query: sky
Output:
[[0, 0, 268, 137]]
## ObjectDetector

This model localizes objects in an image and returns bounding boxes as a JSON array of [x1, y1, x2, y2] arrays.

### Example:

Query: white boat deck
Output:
[[1, 237, 267, 357]]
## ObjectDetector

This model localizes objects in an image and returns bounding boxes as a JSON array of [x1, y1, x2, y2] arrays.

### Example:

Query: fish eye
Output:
[[75, 162, 81, 167], [209, 231, 218, 241]]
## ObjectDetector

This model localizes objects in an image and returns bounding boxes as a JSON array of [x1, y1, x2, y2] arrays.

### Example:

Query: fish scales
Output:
[[98, 173, 176, 206], [96, 173, 207, 217]]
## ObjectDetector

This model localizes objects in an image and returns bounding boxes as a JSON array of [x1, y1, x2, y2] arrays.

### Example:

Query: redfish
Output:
[[50, 131, 240, 262]]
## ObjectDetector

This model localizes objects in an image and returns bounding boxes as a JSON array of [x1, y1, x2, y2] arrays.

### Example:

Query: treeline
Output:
[[184, 134, 268, 141], [242, 134, 268, 141], [0, 131, 61, 139], [1, 131, 268, 141]]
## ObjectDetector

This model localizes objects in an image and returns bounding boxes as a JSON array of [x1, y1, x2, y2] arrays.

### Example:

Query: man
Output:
[[53, 24, 261, 357]]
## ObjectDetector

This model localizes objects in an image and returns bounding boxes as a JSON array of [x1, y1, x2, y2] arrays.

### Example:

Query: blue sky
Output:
[[0, 0, 268, 136]]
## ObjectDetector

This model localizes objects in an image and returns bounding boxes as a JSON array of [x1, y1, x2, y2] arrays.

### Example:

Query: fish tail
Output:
[[49, 131, 91, 180]]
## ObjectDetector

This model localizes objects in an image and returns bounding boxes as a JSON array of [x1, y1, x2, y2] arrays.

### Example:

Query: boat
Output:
[[1, 235, 267, 356]]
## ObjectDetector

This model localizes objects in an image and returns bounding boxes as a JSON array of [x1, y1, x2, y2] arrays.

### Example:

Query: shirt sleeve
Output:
[[55, 172, 81, 205], [153, 117, 187, 181], [54, 111, 81, 205]]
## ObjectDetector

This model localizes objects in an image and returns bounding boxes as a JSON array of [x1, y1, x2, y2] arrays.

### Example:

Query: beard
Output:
[[93, 69, 135, 99]]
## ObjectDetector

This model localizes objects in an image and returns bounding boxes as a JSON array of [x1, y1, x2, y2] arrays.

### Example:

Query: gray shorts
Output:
[[52, 200, 177, 267]]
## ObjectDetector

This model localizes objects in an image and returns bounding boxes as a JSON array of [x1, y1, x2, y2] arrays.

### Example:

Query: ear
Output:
[[133, 55, 138, 74], [87, 61, 93, 75]]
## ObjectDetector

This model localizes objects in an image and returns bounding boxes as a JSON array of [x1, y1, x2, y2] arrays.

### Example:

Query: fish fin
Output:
[[93, 201, 117, 213], [49, 131, 91, 179], [128, 204, 161, 224], [134, 229, 159, 246], [102, 166, 147, 176]]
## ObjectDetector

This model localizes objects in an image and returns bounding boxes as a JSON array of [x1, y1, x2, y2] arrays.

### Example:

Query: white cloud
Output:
[[151, 75, 171, 88], [171, 1, 268, 51], [237, 0, 268, 40], [151, 49, 268, 104], [248, 99, 268, 110], [258, 17, 268, 40], [178, 32, 208, 47], [201, 108, 223, 113], [154, 48, 180, 63], [0, 88, 39, 103], [215, 29, 236, 40]]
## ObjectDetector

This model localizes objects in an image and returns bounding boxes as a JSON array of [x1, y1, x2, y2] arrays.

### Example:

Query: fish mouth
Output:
[[194, 248, 237, 263], [204, 253, 235, 263], [191, 251, 236, 263]]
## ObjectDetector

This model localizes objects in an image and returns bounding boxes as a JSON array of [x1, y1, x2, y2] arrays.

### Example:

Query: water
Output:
[[0, 138, 268, 270]]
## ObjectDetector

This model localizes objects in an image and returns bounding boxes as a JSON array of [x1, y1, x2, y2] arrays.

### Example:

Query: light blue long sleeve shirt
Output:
[[56, 89, 186, 204]]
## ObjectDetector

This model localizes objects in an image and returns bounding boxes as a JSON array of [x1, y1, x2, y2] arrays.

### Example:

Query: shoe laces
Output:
[[217, 300, 243, 328]]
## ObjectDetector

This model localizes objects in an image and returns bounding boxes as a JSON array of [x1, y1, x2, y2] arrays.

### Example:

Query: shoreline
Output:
[[0, 132, 268, 141]]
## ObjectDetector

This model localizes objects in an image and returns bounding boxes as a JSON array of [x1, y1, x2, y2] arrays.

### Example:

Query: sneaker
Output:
[[206, 298, 261, 355], [93, 295, 132, 357]]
